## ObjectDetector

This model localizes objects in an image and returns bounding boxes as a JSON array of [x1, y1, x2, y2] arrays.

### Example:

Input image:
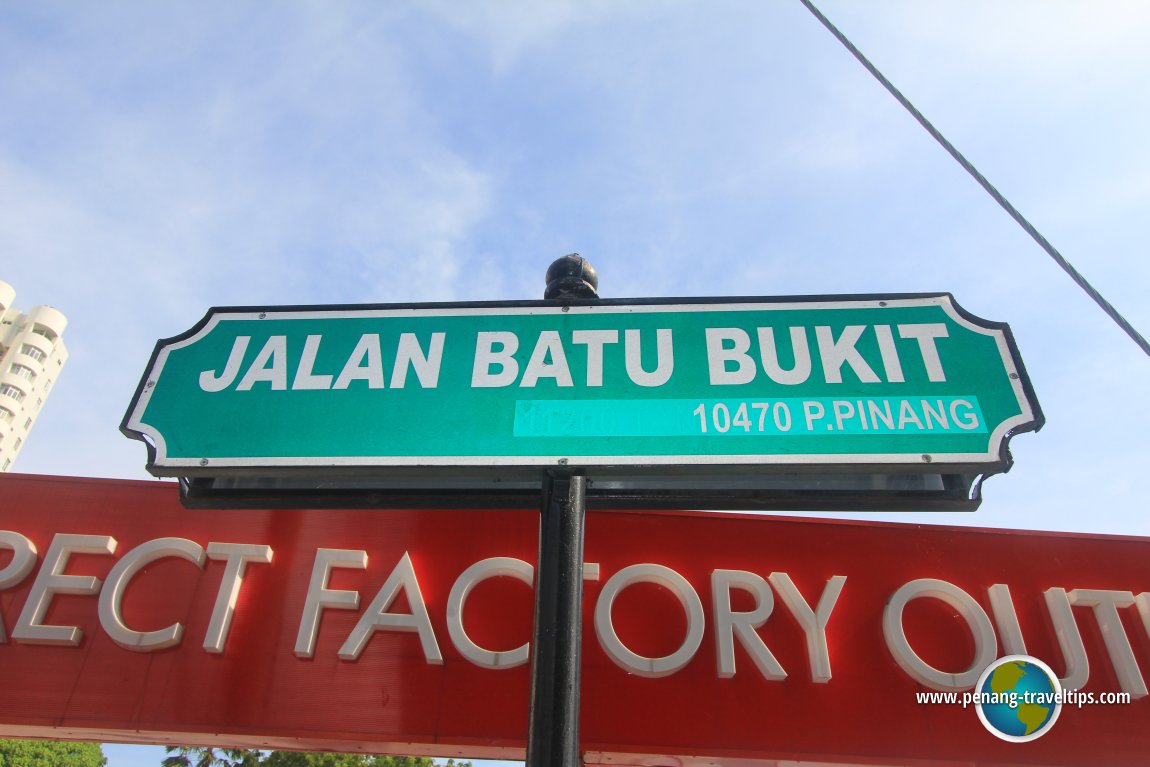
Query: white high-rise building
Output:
[[0, 280, 68, 472]]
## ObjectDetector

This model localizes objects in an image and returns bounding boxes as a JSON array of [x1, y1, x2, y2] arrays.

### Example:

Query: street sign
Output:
[[122, 294, 1041, 509]]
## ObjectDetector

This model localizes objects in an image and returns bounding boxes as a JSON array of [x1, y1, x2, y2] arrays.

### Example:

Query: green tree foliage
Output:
[[0, 739, 105, 767], [162, 746, 261, 767], [161, 749, 468, 767], [256, 754, 464, 767]]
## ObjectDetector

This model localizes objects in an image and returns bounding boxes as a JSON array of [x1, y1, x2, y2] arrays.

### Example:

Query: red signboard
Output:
[[0, 473, 1148, 766]]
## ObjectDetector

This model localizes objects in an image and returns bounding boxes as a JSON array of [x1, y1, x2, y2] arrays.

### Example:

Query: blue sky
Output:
[[3, 1, 1149, 765]]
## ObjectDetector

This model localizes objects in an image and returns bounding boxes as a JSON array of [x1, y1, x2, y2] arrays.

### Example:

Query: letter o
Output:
[[595, 563, 705, 678], [883, 578, 998, 691]]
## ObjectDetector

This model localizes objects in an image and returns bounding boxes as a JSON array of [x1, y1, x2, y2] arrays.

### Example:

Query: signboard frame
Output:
[[121, 292, 1042, 510]]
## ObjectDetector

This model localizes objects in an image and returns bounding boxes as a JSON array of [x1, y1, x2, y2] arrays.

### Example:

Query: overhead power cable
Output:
[[799, 0, 1150, 360]]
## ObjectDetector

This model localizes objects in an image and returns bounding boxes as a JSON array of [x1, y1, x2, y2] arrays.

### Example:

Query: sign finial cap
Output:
[[545, 253, 599, 300]]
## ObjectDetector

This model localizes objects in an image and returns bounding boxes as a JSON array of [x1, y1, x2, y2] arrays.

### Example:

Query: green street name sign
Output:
[[122, 295, 1041, 484]]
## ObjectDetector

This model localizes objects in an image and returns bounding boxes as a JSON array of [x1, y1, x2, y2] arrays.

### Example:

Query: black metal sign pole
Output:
[[526, 471, 587, 767], [525, 255, 599, 767]]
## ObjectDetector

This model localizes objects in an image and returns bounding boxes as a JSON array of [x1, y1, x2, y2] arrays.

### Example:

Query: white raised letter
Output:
[[1069, 589, 1147, 698], [0, 530, 38, 643], [447, 557, 533, 669], [203, 543, 274, 654], [1136, 592, 1150, 646], [883, 578, 996, 690], [595, 563, 704, 678], [712, 569, 786, 680], [339, 552, 441, 663], [13, 534, 117, 646], [295, 549, 367, 658], [988, 583, 1027, 655], [770, 572, 846, 683], [98, 538, 205, 651], [1045, 587, 1090, 690]]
